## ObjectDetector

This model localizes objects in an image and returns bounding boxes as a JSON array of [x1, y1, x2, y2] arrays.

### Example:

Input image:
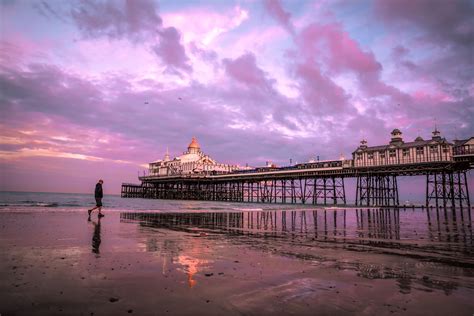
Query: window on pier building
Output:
[[389, 149, 396, 157], [430, 145, 437, 153], [379, 151, 386, 158], [356, 153, 362, 160], [416, 147, 424, 155], [442, 145, 449, 153], [368, 153, 374, 159], [402, 149, 409, 157]]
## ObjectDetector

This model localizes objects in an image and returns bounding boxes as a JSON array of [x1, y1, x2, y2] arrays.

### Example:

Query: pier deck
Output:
[[122, 159, 472, 208]]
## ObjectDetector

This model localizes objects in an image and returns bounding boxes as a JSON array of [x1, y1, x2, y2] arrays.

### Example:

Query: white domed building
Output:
[[148, 137, 244, 176]]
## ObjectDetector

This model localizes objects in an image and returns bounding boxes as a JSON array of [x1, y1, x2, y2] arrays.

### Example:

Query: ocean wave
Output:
[[186, 206, 230, 211], [232, 208, 264, 211], [1, 201, 61, 207]]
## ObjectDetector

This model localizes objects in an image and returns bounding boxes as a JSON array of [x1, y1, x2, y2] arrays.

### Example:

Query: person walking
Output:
[[88, 179, 104, 219]]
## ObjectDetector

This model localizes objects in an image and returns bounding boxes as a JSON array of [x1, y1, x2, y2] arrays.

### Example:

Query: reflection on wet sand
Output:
[[121, 208, 473, 260], [91, 218, 101, 255], [121, 208, 473, 296], [135, 222, 212, 288], [2, 209, 472, 316], [176, 254, 212, 288]]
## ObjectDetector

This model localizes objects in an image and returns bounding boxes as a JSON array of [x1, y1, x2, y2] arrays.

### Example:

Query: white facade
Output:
[[353, 129, 453, 167], [148, 137, 245, 176]]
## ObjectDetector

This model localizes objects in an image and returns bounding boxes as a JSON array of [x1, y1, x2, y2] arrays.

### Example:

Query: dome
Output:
[[415, 136, 424, 142], [390, 128, 403, 144], [188, 137, 200, 150], [391, 129, 402, 135]]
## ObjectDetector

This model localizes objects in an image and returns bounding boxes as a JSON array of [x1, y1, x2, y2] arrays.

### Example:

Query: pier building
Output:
[[353, 129, 453, 167], [148, 137, 245, 176], [454, 137, 474, 157], [122, 129, 473, 208]]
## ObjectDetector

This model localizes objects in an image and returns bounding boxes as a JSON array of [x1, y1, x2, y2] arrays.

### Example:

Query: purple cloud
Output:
[[153, 27, 191, 74], [263, 0, 295, 35], [70, 0, 191, 73], [71, 0, 162, 40], [375, 0, 473, 47], [223, 53, 272, 89]]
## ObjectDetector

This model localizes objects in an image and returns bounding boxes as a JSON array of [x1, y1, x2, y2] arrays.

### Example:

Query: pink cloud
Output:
[[223, 53, 272, 90], [189, 42, 217, 64], [294, 61, 351, 115], [294, 21, 412, 112], [263, 0, 295, 35], [298, 23, 381, 76], [161, 5, 249, 46], [0, 33, 54, 67], [153, 27, 192, 74], [222, 26, 286, 59]]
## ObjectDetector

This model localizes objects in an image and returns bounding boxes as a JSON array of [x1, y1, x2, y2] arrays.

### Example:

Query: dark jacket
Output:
[[95, 183, 103, 199]]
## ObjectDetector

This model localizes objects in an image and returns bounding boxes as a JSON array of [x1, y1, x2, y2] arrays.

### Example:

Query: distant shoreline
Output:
[[0, 190, 122, 196]]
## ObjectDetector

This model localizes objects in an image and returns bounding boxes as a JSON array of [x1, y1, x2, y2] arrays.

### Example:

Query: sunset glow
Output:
[[1, 0, 472, 193]]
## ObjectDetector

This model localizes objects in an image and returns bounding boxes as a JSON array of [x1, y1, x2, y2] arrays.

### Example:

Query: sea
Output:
[[0, 190, 433, 211], [0, 191, 300, 212], [1, 191, 472, 254]]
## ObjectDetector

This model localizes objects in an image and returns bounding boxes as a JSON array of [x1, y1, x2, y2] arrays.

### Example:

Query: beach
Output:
[[1, 202, 473, 315]]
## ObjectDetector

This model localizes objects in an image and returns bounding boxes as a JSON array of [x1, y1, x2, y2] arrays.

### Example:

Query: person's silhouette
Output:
[[91, 217, 101, 254], [88, 179, 105, 218]]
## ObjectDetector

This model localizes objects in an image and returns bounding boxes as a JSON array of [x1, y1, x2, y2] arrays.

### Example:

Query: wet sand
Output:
[[0, 208, 473, 315]]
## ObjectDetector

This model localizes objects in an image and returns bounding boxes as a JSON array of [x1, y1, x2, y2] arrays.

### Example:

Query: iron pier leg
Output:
[[355, 176, 359, 206], [450, 173, 455, 209], [426, 174, 429, 208], [464, 171, 471, 209], [442, 172, 447, 209], [342, 177, 346, 205]]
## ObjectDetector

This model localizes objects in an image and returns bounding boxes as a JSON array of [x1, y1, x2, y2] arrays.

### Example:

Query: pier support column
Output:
[[355, 174, 398, 207], [426, 171, 470, 208], [312, 177, 346, 205]]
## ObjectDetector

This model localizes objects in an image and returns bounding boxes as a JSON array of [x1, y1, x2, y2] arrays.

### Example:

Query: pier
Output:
[[122, 129, 473, 207]]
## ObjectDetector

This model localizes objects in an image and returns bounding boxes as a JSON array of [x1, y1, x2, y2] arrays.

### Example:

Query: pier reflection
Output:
[[120, 208, 472, 295], [121, 208, 473, 258]]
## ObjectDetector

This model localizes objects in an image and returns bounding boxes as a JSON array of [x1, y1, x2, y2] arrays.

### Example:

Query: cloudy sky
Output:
[[0, 0, 473, 194]]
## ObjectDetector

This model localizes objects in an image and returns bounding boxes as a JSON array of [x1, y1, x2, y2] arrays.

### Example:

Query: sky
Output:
[[0, 0, 473, 194]]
